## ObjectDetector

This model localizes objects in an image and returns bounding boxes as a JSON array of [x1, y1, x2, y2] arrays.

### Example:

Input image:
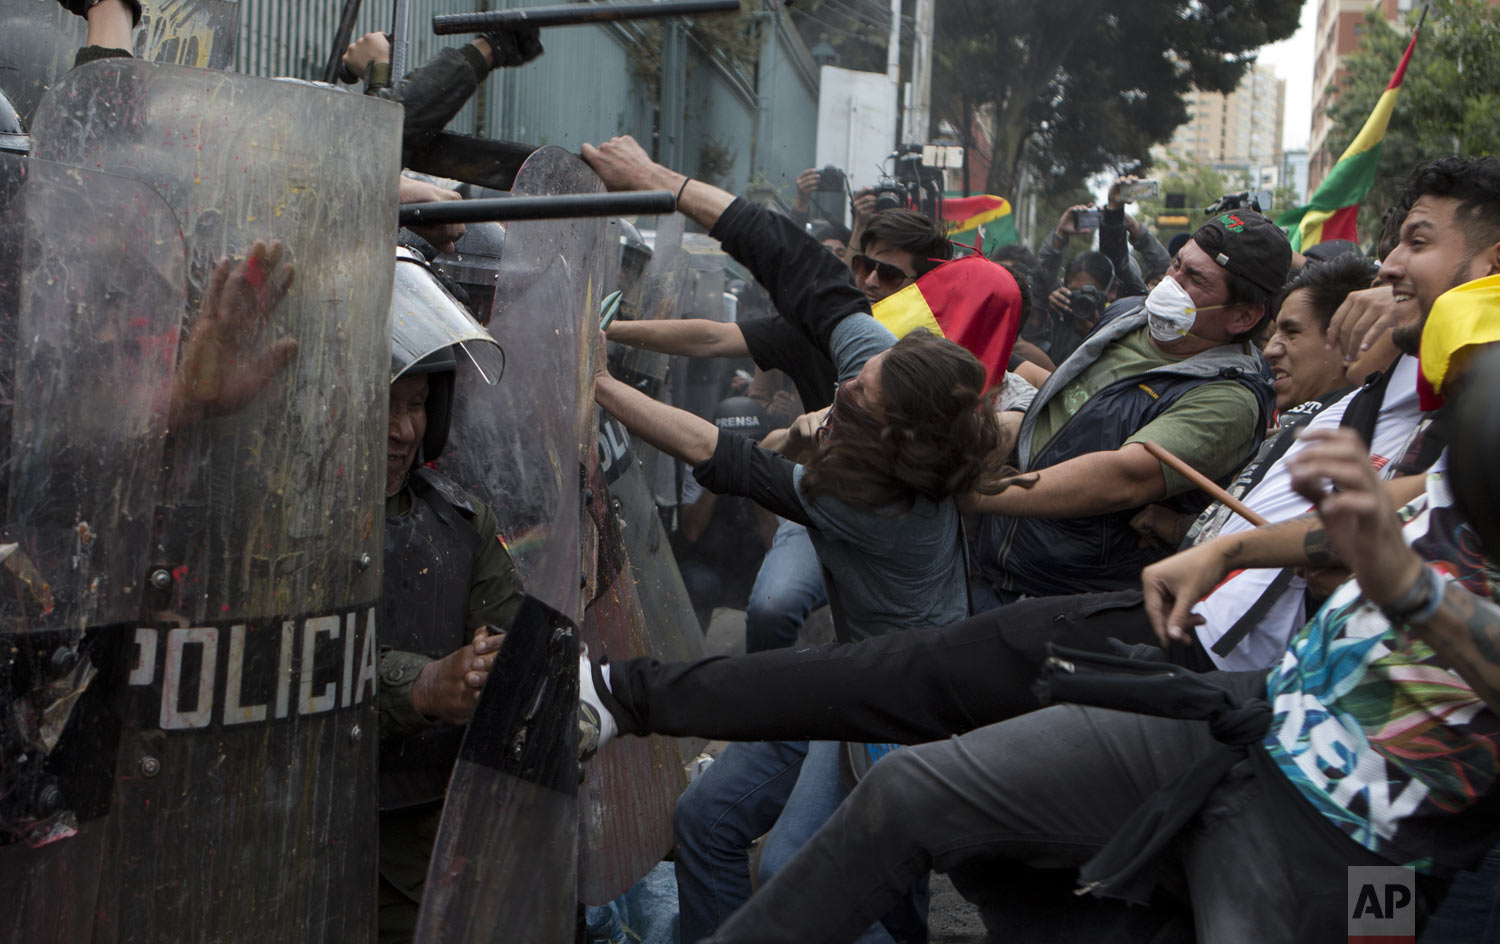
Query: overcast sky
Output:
[[1255, 0, 1319, 151]]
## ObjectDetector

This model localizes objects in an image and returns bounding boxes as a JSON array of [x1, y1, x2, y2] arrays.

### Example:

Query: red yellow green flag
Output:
[[1277, 17, 1423, 252], [941, 194, 1018, 255], [872, 254, 1023, 390]]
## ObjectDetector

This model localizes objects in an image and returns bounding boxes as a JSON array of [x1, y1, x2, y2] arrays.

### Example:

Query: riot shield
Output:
[[0, 0, 239, 127], [419, 145, 605, 942], [30, 61, 401, 942], [0, 154, 186, 941], [579, 409, 705, 906]]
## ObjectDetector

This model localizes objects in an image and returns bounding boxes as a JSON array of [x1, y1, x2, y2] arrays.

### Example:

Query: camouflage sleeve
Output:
[[377, 649, 437, 740], [466, 500, 526, 633]]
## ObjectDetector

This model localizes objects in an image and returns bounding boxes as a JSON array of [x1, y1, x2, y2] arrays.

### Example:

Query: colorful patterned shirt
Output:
[[1264, 453, 1500, 875]]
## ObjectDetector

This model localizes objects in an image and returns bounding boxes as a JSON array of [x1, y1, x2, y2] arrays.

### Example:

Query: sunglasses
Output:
[[850, 253, 916, 288]]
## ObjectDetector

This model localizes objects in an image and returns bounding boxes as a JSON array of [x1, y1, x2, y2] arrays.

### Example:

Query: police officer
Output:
[[377, 253, 524, 942]]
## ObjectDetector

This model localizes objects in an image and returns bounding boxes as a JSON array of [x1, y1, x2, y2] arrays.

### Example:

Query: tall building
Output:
[[1308, 0, 1420, 187], [1164, 63, 1286, 171]]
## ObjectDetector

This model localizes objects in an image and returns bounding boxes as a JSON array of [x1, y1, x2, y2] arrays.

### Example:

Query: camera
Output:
[[1072, 208, 1101, 232], [1118, 179, 1160, 201], [872, 182, 909, 213], [1204, 191, 1268, 215], [1069, 284, 1108, 325], [815, 165, 846, 193]]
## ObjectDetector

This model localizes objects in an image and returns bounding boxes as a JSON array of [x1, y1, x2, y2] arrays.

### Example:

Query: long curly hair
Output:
[[799, 330, 1010, 510]]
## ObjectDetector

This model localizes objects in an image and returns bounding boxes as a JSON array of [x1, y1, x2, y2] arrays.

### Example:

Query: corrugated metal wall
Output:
[[232, 0, 817, 202]]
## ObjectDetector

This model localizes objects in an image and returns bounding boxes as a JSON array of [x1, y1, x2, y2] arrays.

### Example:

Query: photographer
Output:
[[1042, 249, 1118, 362], [1100, 174, 1172, 295], [792, 167, 849, 230]]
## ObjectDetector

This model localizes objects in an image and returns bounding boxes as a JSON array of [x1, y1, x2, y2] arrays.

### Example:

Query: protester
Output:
[[971, 210, 1283, 607], [582, 132, 1005, 944]]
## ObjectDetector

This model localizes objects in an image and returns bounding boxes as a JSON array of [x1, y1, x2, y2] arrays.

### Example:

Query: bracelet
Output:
[[676, 177, 693, 204], [1378, 564, 1449, 627]]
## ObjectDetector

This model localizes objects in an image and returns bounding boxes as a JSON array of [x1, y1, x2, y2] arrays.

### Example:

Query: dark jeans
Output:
[[605, 590, 1205, 745], [705, 690, 1384, 944]]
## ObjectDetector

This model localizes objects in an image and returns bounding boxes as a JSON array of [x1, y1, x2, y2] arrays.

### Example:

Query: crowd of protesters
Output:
[[591, 139, 1500, 943]]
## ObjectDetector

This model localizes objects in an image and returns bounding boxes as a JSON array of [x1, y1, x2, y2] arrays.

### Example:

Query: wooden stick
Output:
[[1141, 440, 1268, 528]]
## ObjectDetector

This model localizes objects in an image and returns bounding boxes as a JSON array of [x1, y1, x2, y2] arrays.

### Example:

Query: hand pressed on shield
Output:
[[169, 239, 297, 428], [580, 135, 678, 194], [410, 627, 506, 725]]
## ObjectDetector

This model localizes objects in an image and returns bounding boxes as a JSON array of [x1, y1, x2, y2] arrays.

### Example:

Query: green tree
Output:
[[931, 0, 1302, 203], [1323, 0, 1500, 244]]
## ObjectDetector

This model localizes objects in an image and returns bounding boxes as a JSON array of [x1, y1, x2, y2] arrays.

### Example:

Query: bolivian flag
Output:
[[942, 195, 1018, 255], [1417, 274, 1500, 410], [873, 254, 1023, 390], [1277, 17, 1422, 252]]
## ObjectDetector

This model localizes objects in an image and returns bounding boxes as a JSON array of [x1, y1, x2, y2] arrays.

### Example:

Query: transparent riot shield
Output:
[[0, 0, 239, 127], [419, 145, 604, 943], [0, 154, 185, 942], [580, 409, 705, 906], [30, 61, 402, 943]]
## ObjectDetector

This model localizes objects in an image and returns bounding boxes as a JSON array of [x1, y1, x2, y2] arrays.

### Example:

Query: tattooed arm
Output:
[[1417, 586, 1500, 716]]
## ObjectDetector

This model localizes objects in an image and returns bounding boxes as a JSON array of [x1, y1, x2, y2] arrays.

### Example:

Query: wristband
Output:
[[676, 177, 693, 204], [1378, 564, 1449, 627]]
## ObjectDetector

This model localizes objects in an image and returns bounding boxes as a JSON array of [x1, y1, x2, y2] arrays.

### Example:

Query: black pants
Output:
[[604, 589, 1213, 745]]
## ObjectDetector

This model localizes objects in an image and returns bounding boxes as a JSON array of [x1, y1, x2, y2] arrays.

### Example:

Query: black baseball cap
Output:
[[1192, 210, 1293, 294]]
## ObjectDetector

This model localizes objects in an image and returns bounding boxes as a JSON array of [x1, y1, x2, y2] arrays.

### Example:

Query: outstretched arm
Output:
[[582, 135, 869, 354], [606, 318, 749, 358], [595, 371, 718, 466]]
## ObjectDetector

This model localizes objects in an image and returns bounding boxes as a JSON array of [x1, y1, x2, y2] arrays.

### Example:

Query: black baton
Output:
[[433, 0, 741, 35], [399, 191, 677, 226]]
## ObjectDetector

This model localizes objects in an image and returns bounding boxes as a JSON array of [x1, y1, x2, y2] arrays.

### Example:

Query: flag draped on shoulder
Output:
[[1277, 14, 1423, 252], [941, 194, 1017, 254], [872, 254, 1023, 390]]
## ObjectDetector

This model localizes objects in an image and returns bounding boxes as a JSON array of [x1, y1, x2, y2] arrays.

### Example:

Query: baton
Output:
[[322, 0, 367, 84], [433, 0, 742, 35], [399, 191, 676, 226], [1141, 441, 1267, 528]]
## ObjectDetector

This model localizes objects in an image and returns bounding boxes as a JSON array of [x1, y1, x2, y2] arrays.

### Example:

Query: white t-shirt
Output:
[[1193, 356, 1425, 669]]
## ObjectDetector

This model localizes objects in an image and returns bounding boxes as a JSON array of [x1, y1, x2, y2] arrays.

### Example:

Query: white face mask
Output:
[[1144, 276, 1224, 343]]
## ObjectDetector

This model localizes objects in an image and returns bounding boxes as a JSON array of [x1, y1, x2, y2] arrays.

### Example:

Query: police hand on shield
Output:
[[168, 239, 297, 428], [399, 175, 466, 253], [409, 626, 507, 725]]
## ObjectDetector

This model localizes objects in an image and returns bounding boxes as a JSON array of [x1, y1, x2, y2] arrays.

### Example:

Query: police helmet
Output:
[[431, 222, 506, 325], [616, 217, 652, 313], [390, 247, 504, 462], [0, 89, 28, 155]]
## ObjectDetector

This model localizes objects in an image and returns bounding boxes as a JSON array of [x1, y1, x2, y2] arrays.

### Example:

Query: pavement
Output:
[[695, 607, 989, 943]]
